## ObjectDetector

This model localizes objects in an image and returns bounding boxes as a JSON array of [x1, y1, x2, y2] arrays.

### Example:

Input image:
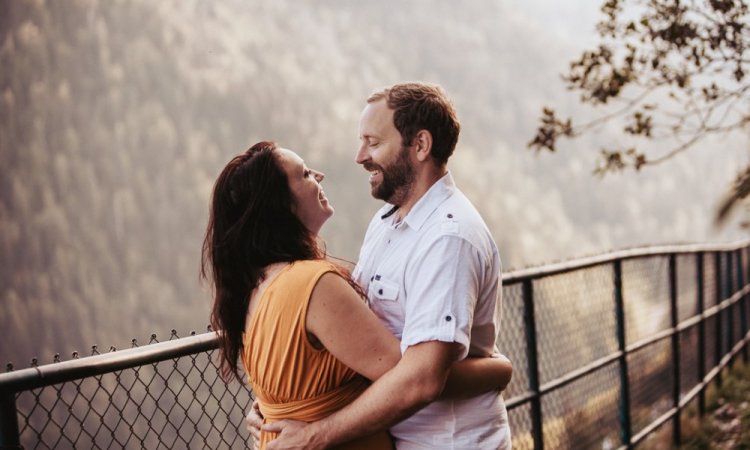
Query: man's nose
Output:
[[355, 144, 369, 164]]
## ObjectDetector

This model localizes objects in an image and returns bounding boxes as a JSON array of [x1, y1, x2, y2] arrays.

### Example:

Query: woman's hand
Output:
[[440, 352, 513, 399], [246, 400, 263, 449]]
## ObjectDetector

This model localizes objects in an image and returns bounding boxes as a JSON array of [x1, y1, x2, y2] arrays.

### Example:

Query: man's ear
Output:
[[413, 130, 432, 162]]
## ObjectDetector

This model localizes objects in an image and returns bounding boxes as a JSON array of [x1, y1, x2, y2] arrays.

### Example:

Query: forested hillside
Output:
[[1, 0, 743, 366]]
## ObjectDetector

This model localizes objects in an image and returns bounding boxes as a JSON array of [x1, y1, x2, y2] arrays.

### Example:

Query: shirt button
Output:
[[378, 289, 383, 295], [387, 239, 391, 244], [370, 276, 374, 282], [445, 316, 452, 322], [447, 213, 453, 219]]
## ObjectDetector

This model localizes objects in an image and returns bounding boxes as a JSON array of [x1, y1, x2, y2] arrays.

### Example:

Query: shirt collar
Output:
[[395, 172, 455, 231]]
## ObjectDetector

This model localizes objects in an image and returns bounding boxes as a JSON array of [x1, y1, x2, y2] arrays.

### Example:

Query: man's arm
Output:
[[247, 352, 513, 446], [263, 340, 461, 450]]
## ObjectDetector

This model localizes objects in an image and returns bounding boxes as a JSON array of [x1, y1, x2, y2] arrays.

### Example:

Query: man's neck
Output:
[[394, 166, 448, 222]]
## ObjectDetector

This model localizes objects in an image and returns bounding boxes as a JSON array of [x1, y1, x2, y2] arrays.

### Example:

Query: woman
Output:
[[202, 141, 511, 449]]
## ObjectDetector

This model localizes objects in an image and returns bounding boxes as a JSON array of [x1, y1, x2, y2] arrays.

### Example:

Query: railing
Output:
[[0, 331, 251, 449], [499, 242, 750, 449], [1, 242, 748, 449]]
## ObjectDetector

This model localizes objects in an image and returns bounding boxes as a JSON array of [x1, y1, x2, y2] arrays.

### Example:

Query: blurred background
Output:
[[1, 0, 746, 367]]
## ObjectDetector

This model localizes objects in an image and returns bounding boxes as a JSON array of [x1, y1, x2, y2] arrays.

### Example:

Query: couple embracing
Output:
[[202, 82, 512, 449]]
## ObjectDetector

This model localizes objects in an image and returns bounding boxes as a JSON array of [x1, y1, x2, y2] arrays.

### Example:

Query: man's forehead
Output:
[[362, 98, 389, 115], [360, 100, 393, 133]]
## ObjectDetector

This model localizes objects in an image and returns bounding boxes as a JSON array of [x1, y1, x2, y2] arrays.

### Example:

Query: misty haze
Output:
[[0, 0, 745, 368]]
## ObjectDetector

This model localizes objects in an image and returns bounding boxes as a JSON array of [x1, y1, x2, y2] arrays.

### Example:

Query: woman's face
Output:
[[277, 148, 334, 235]]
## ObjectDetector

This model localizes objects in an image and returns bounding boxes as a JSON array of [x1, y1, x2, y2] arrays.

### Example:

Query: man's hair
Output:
[[367, 82, 460, 166]]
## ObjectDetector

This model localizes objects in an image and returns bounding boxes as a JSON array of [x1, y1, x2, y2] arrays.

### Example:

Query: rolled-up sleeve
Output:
[[400, 234, 481, 359]]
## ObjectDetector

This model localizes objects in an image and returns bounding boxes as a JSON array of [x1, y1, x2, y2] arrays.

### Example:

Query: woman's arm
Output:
[[440, 353, 512, 399], [306, 270, 511, 396], [245, 275, 400, 446], [306, 272, 401, 381]]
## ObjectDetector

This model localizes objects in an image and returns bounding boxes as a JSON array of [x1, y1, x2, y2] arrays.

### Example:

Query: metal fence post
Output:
[[522, 279, 543, 450], [0, 391, 22, 449], [737, 250, 748, 363], [714, 252, 723, 387], [727, 251, 735, 368], [696, 252, 706, 417], [613, 260, 632, 448], [668, 254, 681, 445]]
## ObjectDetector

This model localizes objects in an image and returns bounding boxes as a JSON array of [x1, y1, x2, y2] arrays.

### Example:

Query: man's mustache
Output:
[[362, 162, 383, 172]]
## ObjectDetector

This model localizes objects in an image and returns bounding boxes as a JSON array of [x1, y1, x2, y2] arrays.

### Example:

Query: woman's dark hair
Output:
[[201, 141, 322, 381]]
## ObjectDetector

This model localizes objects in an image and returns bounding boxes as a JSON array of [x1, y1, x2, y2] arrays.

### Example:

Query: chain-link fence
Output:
[[0, 331, 253, 449], [499, 244, 750, 450], [2, 243, 749, 449]]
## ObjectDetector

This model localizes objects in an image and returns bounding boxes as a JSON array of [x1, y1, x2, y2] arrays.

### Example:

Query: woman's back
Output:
[[242, 260, 392, 449]]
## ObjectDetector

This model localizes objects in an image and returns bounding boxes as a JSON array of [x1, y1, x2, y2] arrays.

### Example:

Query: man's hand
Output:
[[246, 400, 263, 449], [263, 419, 326, 450]]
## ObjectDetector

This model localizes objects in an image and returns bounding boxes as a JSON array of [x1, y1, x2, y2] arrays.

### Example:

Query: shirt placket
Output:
[[366, 223, 406, 301], [377, 222, 407, 274]]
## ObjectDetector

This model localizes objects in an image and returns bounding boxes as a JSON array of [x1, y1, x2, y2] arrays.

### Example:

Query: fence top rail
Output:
[[502, 240, 749, 283], [0, 332, 219, 393]]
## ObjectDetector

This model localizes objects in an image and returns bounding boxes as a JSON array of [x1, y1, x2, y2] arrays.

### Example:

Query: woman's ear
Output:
[[413, 129, 433, 162]]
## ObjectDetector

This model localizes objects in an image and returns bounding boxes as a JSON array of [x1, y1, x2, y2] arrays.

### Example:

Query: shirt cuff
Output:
[[400, 312, 470, 358]]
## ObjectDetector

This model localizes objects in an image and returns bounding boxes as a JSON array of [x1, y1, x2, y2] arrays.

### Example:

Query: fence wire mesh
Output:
[[10, 333, 253, 449], [676, 254, 698, 323], [679, 325, 700, 398], [540, 362, 620, 450], [704, 253, 718, 308], [497, 282, 529, 400], [533, 264, 617, 385], [622, 256, 670, 345], [506, 403, 534, 450], [627, 339, 674, 436]]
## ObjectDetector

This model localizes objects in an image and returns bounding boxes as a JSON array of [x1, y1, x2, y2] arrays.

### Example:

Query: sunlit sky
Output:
[[515, 1, 602, 48]]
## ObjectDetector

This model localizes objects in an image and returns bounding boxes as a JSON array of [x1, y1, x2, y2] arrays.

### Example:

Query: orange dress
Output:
[[242, 260, 393, 450]]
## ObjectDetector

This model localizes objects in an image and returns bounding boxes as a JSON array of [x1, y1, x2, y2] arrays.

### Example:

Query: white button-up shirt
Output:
[[353, 173, 511, 450]]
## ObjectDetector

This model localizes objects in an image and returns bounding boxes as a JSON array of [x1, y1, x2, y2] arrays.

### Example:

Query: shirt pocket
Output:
[[367, 276, 404, 339], [368, 277, 400, 302]]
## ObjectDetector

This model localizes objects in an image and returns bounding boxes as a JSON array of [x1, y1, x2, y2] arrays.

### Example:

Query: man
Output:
[[253, 82, 511, 449]]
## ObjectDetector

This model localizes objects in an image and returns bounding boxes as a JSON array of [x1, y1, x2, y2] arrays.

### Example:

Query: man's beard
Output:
[[368, 145, 414, 205]]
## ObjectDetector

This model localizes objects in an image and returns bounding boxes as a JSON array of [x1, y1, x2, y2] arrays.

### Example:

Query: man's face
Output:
[[356, 99, 414, 205]]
